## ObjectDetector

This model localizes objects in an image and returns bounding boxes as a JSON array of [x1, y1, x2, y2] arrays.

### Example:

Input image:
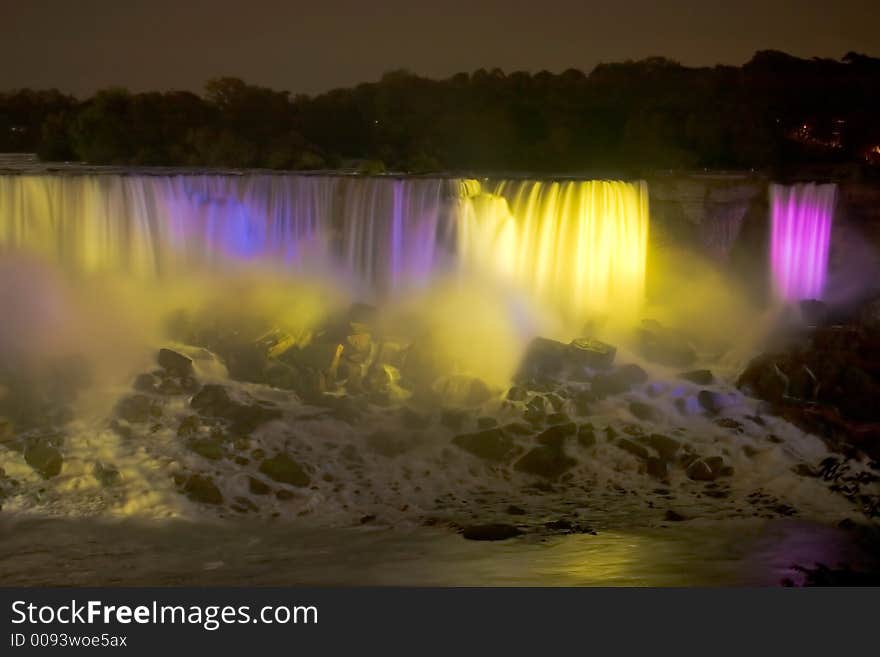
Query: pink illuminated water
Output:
[[770, 183, 836, 301]]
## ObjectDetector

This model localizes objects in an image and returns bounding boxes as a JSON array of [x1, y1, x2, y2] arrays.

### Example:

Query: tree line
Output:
[[1, 50, 879, 174]]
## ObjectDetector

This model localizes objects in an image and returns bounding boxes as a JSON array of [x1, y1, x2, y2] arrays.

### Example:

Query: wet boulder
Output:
[[462, 524, 523, 541], [577, 424, 596, 448], [24, 439, 63, 479], [697, 390, 726, 413], [179, 474, 224, 505], [190, 385, 281, 434], [187, 438, 225, 461], [629, 400, 659, 421], [737, 354, 789, 404], [535, 422, 577, 448], [248, 476, 272, 495], [514, 444, 576, 479], [591, 364, 648, 397], [452, 428, 515, 461], [92, 461, 120, 487], [516, 337, 568, 381], [115, 394, 160, 424], [617, 437, 651, 460], [568, 337, 616, 369], [679, 369, 714, 385], [157, 348, 194, 378], [645, 457, 669, 480], [639, 433, 681, 461], [258, 453, 310, 487]]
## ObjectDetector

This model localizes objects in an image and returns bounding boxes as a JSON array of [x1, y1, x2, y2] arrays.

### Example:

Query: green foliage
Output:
[[3, 51, 879, 172]]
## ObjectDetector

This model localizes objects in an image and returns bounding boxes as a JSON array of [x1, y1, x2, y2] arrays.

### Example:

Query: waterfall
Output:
[[459, 179, 649, 321], [0, 173, 650, 319], [770, 183, 836, 301]]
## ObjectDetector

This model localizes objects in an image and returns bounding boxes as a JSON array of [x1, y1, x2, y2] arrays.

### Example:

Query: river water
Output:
[[1, 515, 876, 587]]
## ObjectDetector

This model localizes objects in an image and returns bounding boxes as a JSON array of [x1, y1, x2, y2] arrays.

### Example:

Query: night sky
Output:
[[1, 0, 876, 97]]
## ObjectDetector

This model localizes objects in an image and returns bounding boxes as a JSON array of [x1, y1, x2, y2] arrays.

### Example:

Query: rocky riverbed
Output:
[[1, 296, 879, 584]]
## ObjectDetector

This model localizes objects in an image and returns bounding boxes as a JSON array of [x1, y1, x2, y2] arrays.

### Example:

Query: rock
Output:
[[522, 396, 547, 423], [225, 403, 282, 434], [501, 422, 533, 435], [231, 496, 259, 513], [568, 337, 616, 369], [188, 438, 225, 461], [506, 386, 528, 402], [180, 474, 223, 505], [697, 389, 731, 414], [258, 453, 310, 487], [157, 348, 194, 377], [462, 524, 523, 541], [24, 441, 62, 479], [640, 433, 681, 461], [685, 458, 716, 481], [190, 385, 281, 433], [516, 337, 568, 381], [452, 429, 515, 461], [545, 412, 571, 425], [92, 461, 120, 487], [664, 510, 687, 522], [432, 375, 492, 407], [177, 415, 200, 438], [514, 445, 576, 479], [629, 401, 658, 421], [787, 365, 819, 401], [679, 369, 714, 385], [190, 384, 232, 414], [591, 364, 648, 397], [571, 388, 595, 416], [637, 320, 697, 367], [714, 417, 744, 432], [133, 373, 158, 393], [577, 424, 596, 448], [617, 438, 651, 460], [737, 355, 789, 404], [535, 422, 577, 448], [248, 476, 271, 495], [115, 394, 159, 423], [505, 505, 527, 515], [287, 340, 344, 376], [476, 416, 497, 429], [645, 457, 668, 479], [704, 456, 733, 477], [544, 519, 597, 535]]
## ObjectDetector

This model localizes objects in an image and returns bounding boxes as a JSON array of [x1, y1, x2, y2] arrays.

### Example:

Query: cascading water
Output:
[[769, 183, 837, 301], [0, 173, 649, 319], [459, 179, 649, 321]]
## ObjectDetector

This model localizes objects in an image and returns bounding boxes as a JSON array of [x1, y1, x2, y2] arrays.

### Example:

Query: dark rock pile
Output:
[[738, 298, 880, 460]]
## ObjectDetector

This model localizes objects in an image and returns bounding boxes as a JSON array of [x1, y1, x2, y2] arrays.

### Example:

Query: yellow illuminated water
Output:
[[0, 174, 649, 323], [459, 179, 649, 323]]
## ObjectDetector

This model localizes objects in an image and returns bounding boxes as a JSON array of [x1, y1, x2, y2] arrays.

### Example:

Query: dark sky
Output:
[[1, 0, 876, 97]]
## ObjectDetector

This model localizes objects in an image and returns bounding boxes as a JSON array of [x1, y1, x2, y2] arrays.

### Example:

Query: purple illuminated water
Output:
[[770, 183, 837, 301]]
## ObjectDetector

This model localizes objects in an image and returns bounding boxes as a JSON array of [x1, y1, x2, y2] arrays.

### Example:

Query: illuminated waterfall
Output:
[[0, 173, 649, 318], [770, 183, 836, 301], [459, 179, 650, 321]]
